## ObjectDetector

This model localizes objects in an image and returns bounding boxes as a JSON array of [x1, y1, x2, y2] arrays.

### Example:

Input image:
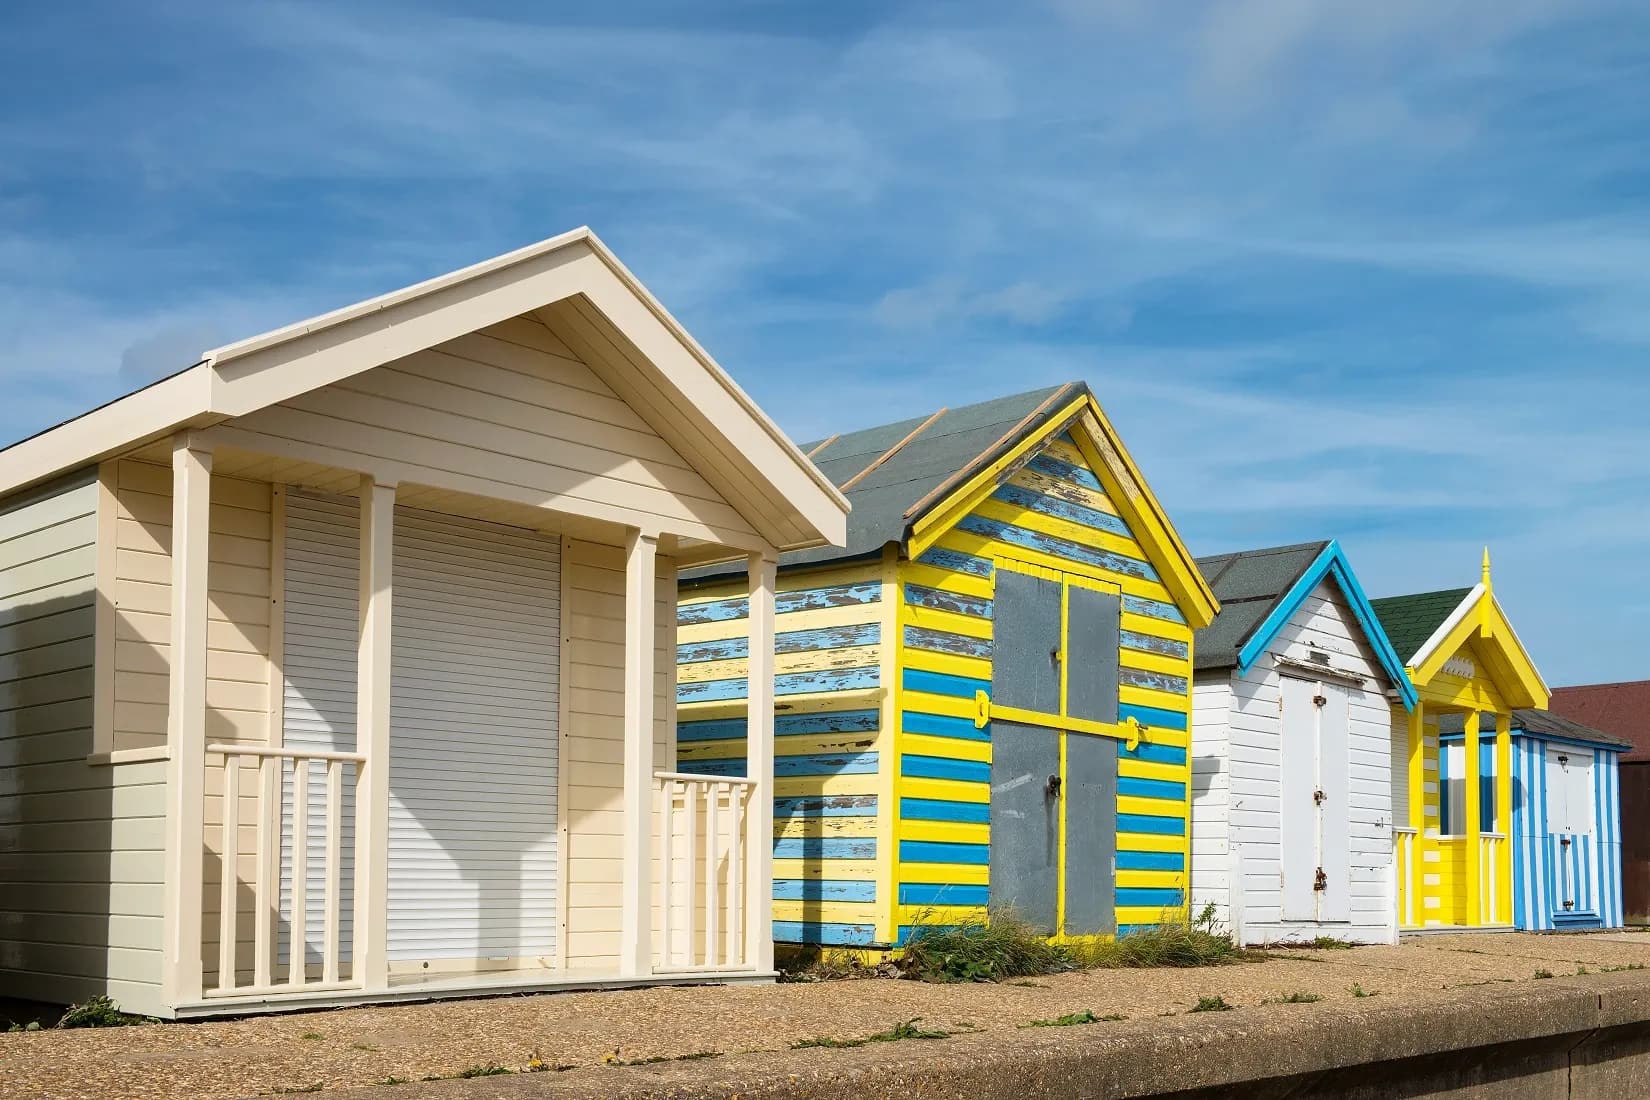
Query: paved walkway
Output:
[[4, 931, 1650, 1099]]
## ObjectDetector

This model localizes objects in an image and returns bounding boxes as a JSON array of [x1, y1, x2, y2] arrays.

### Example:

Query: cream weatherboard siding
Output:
[[0, 471, 168, 1018], [559, 538, 675, 971], [1191, 579, 1397, 945], [214, 317, 758, 547]]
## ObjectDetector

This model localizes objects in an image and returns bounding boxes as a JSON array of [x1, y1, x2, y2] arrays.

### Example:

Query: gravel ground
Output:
[[4, 931, 1649, 1100]]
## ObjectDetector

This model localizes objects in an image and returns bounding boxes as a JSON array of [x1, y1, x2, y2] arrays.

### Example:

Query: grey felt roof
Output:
[[1369, 588, 1473, 665], [1436, 708, 1632, 751], [1192, 542, 1328, 671], [682, 382, 1079, 583]]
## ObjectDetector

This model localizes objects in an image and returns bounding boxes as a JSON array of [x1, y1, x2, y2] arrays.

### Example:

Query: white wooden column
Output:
[[163, 433, 212, 1007], [353, 477, 396, 991], [745, 551, 777, 972], [619, 528, 658, 977]]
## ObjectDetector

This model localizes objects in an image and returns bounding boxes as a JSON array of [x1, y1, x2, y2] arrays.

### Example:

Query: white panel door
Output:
[[1280, 677, 1351, 923], [1546, 746, 1596, 917], [387, 506, 561, 965], [1279, 677, 1316, 921], [1317, 683, 1352, 922], [280, 490, 362, 966]]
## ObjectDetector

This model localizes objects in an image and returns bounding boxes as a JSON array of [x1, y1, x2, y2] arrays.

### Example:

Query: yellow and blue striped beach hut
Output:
[[675, 383, 1218, 948]]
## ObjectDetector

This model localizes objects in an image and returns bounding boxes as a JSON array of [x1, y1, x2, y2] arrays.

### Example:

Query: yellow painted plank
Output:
[[1118, 758, 1186, 784], [901, 732, 990, 764], [1121, 611, 1193, 645], [900, 562, 993, 600], [776, 774, 882, 799], [899, 862, 988, 886], [1122, 684, 1191, 715], [902, 601, 992, 641], [1117, 905, 1186, 926], [1116, 832, 1186, 854], [900, 776, 989, 804], [972, 497, 1155, 576], [899, 903, 988, 926], [774, 899, 878, 925], [676, 644, 882, 685], [775, 815, 878, 840], [682, 730, 879, 762], [1120, 648, 1191, 679], [898, 691, 976, 723], [898, 819, 988, 846], [937, 526, 1171, 605], [679, 687, 885, 722], [1119, 795, 1187, 818], [902, 647, 991, 685], [1117, 869, 1184, 890], [1008, 464, 1119, 517], [774, 858, 877, 881], [678, 600, 881, 645]]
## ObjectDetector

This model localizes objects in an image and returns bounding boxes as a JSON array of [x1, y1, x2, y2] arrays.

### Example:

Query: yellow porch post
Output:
[[1406, 700, 1425, 925], [1494, 712, 1513, 924], [1463, 710, 1482, 925]]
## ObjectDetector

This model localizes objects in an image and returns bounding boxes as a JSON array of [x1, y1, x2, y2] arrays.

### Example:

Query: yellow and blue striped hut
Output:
[[675, 383, 1218, 949]]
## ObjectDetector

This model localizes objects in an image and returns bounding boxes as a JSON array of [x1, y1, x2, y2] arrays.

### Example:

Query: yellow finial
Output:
[[1481, 547, 1492, 591]]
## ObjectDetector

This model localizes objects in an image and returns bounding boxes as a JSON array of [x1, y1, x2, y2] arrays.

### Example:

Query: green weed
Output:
[[1190, 995, 1233, 1012]]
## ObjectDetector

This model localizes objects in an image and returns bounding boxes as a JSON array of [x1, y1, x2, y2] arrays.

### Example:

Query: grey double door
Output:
[[988, 566, 1121, 936]]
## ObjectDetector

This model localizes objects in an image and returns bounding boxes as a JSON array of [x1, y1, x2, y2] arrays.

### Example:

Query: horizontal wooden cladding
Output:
[[561, 537, 678, 970], [226, 315, 757, 543], [541, 294, 818, 550], [0, 473, 166, 1015], [110, 460, 275, 754]]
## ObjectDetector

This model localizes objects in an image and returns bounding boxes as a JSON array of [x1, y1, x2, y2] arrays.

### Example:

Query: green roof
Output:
[[1368, 588, 1472, 665]]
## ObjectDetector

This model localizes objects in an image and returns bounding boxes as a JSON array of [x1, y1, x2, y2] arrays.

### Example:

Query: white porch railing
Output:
[[655, 772, 755, 973], [206, 744, 366, 998], [1393, 826, 1417, 928], [1478, 832, 1505, 925]]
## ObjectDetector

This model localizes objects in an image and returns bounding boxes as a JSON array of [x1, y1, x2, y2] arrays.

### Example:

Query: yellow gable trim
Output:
[[1409, 588, 1548, 710], [906, 392, 1219, 631]]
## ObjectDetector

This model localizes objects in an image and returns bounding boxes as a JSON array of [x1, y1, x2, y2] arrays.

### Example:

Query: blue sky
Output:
[[2, 0, 1647, 684]]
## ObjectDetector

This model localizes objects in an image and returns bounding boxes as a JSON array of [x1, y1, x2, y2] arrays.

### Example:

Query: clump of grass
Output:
[[1275, 991, 1322, 1004], [378, 1078, 409, 1087], [898, 911, 1071, 983], [1534, 968, 1553, 979], [1350, 983, 1379, 997], [56, 996, 138, 1029], [1190, 995, 1232, 1013], [1310, 936, 1353, 950], [300, 1031, 324, 1041], [1027, 1009, 1124, 1027], [1029, 1010, 1099, 1027], [1602, 963, 1646, 973], [457, 1064, 512, 1078], [272, 1086, 323, 1095], [778, 945, 894, 983], [1075, 906, 1249, 969], [794, 1017, 951, 1049]]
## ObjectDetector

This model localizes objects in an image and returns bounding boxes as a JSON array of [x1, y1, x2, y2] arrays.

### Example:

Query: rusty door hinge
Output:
[[1314, 867, 1328, 892], [1314, 789, 1326, 805]]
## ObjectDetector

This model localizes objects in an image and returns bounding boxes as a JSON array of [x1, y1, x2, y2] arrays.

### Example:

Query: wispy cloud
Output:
[[1, 0, 1647, 680]]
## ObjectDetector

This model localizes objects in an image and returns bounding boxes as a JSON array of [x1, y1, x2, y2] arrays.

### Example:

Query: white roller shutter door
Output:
[[279, 490, 361, 967], [279, 491, 561, 968], [387, 506, 561, 965]]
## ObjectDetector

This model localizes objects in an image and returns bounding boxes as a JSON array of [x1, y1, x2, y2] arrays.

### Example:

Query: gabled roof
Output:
[[685, 381, 1220, 629], [1371, 570, 1548, 710], [1369, 588, 1473, 665], [1549, 681, 1650, 763], [1194, 539, 1415, 708], [784, 384, 1071, 569], [1437, 708, 1632, 752], [0, 228, 848, 555]]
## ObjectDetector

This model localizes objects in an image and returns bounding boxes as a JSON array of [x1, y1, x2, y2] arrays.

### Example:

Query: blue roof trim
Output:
[[1235, 540, 1418, 710]]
